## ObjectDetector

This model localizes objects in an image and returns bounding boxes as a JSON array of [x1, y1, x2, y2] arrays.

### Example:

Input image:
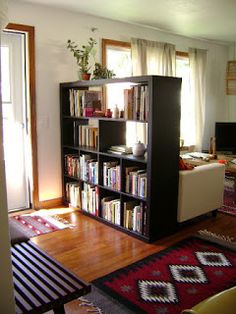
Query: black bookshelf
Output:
[[60, 75, 181, 242]]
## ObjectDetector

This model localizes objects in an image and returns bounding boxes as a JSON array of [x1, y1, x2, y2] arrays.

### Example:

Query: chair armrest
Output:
[[178, 163, 225, 222]]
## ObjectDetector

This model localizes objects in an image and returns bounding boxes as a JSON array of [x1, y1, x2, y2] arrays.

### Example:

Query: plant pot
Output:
[[80, 73, 91, 80]]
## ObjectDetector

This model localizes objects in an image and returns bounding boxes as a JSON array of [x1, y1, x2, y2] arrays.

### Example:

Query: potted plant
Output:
[[92, 62, 116, 79], [67, 37, 97, 80]]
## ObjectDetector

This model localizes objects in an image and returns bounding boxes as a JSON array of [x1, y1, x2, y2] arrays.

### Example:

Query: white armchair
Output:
[[178, 163, 225, 223]]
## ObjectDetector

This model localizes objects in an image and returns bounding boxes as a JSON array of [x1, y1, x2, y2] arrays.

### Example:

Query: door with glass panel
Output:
[[1, 31, 31, 211]]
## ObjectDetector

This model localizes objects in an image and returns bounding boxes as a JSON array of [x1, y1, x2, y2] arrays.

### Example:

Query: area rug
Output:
[[219, 175, 236, 217], [9, 213, 73, 238], [81, 233, 236, 314]]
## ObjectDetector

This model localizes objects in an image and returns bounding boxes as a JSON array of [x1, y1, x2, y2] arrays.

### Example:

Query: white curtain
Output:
[[130, 38, 176, 145], [0, 0, 8, 30], [131, 38, 176, 76], [189, 48, 207, 152]]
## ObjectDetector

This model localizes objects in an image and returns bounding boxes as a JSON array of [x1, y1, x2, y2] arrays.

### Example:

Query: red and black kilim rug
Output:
[[92, 236, 236, 314], [219, 175, 236, 216], [9, 214, 72, 238]]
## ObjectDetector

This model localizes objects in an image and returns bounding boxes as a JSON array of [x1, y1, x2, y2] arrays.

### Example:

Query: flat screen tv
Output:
[[215, 122, 236, 153]]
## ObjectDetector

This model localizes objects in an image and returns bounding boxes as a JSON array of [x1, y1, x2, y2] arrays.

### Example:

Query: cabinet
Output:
[[60, 76, 181, 242]]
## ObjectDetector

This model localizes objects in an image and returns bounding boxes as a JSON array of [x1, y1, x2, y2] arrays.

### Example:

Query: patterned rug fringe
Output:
[[197, 229, 236, 252], [198, 229, 235, 243], [51, 214, 74, 228], [79, 296, 104, 313]]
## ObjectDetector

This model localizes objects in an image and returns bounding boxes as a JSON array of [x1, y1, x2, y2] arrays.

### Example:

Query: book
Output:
[[123, 200, 139, 229], [103, 161, 119, 187], [81, 90, 102, 112], [124, 88, 134, 120], [125, 166, 139, 193], [109, 145, 132, 154]]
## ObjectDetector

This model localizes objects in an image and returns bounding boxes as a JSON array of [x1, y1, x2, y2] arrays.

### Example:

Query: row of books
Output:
[[66, 181, 99, 216], [64, 156, 146, 198], [125, 167, 147, 198], [81, 183, 99, 216], [101, 196, 121, 225], [103, 161, 121, 191], [64, 154, 98, 184], [64, 154, 80, 178], [69, 89, 101, 117], [80, 154, 98, 184], [65, 182, 81, 208], [78, 125, 98, 149], [124, 85, 149, 121], [123, 201, 147, 234], [66, 183, 146, 235]]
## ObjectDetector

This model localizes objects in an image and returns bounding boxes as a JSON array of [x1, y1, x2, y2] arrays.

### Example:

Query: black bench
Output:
[[9, 219, 91, 313], [11, 241, 91, 314]]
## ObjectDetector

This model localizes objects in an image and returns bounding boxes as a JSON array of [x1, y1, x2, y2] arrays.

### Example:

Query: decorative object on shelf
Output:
[[112, 105, 119, 119], [92, 62, 116, 79], [132, 141, 146, 157], [66, 37, 97, 80], [83, 107, 94, 117], [93, 110, 105, 117], [209, 136, 217, 159], [226, 41, 236, 95], [105, 108, 112, 118], [180, 138, 184, 148]]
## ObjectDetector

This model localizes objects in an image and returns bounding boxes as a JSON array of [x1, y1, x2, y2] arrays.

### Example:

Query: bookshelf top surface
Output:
[[62, 116, 148, 123], [60, 75, 181, 88]]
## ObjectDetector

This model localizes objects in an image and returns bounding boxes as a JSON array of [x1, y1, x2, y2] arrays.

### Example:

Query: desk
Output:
[[182, 153, 236, 203]]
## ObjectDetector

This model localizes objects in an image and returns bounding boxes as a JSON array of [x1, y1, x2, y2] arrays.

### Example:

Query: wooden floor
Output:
[[30, 209, 236, 313]]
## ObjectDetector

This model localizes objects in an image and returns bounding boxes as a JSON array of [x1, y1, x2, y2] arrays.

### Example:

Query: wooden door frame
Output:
[[5, 23, 39, 209]]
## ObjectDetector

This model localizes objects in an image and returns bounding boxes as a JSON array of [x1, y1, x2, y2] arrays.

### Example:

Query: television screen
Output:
[[215, 122, 236, 153]]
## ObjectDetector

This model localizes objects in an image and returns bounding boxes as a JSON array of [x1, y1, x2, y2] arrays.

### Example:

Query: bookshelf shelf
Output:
[[60, 75, 181, 242]]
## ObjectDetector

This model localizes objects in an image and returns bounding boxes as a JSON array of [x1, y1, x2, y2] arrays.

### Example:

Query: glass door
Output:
[[1, 31, 31, 211]]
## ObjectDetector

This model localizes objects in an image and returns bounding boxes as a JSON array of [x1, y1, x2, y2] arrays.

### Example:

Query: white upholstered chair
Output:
[[178, 163, 225, 223]]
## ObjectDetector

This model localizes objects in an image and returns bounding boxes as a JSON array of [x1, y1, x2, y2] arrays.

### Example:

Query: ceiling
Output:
[[18, 0, 236, 44]]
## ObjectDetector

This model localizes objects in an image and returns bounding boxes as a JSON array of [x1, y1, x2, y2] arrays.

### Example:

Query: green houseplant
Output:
[[67, 37, 97, 80], [92, 62, 116, 79]]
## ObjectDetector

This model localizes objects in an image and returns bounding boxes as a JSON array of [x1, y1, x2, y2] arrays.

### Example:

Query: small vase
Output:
[[113, 105, 119, 119], [81, 73, 91, 80], [132, 141, 146, 157]]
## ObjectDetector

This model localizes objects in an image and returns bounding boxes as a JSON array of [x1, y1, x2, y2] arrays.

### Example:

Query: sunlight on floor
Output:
[[35, 207, 75, 216]]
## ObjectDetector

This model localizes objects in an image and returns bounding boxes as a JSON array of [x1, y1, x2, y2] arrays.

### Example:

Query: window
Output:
[[176, 52, 194, 147], [102, 39, 141, 147], [102, 40, 194, 147], [102, 39, 132, 111]]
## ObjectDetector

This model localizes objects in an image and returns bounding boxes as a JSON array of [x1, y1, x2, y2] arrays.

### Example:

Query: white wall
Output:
[[8, 0, 230, 201]]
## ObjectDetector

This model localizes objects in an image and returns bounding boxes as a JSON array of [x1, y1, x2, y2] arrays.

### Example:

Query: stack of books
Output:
[[107, 145, 132, 155]]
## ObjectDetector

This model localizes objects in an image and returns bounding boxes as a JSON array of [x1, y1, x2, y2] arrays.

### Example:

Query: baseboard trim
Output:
[[38, 197, 63, 209]]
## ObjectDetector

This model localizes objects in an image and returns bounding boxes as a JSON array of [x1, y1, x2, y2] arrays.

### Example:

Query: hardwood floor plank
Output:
[[30, 209, 236, 313], [31, 210, 236, 281]]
